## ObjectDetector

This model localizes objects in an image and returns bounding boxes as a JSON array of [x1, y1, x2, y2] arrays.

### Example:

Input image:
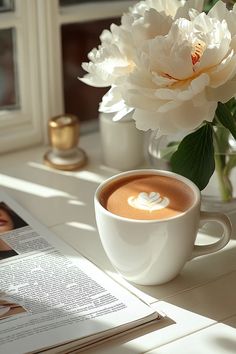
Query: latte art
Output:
[[128, 192, 169, 211], [99, 174, 194, 220]]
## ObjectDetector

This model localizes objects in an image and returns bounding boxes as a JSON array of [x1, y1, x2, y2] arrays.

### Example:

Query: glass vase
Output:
[[146, 127, 236, 214], [201, 125, 236, 213]]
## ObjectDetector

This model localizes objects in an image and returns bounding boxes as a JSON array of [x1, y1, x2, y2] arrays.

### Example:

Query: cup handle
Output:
[[190, 211, 232, 260]]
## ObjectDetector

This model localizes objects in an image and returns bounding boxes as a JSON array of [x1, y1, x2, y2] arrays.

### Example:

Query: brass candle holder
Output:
[[44, 114, 87, 170]]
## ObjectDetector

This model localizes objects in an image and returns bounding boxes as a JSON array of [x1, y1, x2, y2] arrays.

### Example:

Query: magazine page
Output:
[[0, 191, 161, 354]]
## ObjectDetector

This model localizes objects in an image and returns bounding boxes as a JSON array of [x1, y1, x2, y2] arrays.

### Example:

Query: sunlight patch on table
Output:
[[0, 174, 73, 198], [76, 171, 105, 184], [67, 221, 96, 232], [28, 161, 70, 174], [68, 199, 86, 206]]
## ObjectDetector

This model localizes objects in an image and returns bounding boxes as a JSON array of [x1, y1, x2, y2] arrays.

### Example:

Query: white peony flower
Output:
[[80, 0, 236, 134], [122, 1, 236, 134], [80, 0, 204, 121]]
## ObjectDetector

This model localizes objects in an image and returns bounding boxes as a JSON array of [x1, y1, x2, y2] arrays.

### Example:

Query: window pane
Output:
[[0, 28, 19, 110], [61, 18, 120, 122], [60, 0, 128, 6], [0, 0, 14, 12]]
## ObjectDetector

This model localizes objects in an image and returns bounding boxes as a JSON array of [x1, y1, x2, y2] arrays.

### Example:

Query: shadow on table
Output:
[[214, 336, 236, 353], [79, 316, 175, 354]]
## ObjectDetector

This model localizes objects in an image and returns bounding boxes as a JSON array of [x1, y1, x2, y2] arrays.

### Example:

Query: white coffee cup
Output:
[[94, 169, 232, 285]]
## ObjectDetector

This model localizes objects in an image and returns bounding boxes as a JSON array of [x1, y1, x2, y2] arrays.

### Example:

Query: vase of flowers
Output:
[[79, 0, 236, 210], [147, 124, 236, 212]]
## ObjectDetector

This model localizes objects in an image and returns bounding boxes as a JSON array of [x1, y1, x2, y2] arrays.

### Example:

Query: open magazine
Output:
[[0, 191, 163, 354]]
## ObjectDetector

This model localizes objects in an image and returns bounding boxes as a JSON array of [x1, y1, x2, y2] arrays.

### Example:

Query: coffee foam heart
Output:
[[128, 192, 169, 211]]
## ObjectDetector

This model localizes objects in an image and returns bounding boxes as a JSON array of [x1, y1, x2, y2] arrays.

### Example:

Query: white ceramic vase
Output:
[[99, 112, 144, 171]]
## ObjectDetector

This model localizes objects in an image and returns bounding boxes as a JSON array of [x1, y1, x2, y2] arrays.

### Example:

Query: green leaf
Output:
[[216, 102, 236, 140], [170, 124, 215, 190]]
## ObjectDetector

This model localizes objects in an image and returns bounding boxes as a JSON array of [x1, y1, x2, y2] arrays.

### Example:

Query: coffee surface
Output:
[[100, 174, 194, 220]]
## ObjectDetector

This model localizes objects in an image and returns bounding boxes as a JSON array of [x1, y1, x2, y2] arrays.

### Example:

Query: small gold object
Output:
[[49, 114, 79, 151], [44, 114, 87, 171]]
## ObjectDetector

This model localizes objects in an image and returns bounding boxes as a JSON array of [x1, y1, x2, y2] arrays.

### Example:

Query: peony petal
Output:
[[175, 0, 204, 20], [131, 9, 172, 47], [124, 87, 163, 111], [152, 72, 177, 87], [157, 100, 217, 134], [112, 107, 134, 121], [193, 15, 231, 70], [133, 109, 162, 131], [207, 81, 236, 103], [133, 94, 217, 135], [158, 100, 182, 113], [209, 53, 236, 88], [154, 74, 209, 102], [79, 73, 110, 87], [208, 1, 228, 21], [155, 88, 180, 100], [99, 86, 126, 113], [148, 23, 193, 79], [208, 1, 236, 36], [177, 74, 209, 101]]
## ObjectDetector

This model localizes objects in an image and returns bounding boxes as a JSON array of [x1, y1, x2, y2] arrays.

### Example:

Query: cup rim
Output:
[[94, 169, 200, 223]]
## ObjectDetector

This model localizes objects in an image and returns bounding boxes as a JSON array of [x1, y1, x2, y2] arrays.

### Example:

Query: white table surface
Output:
[[1, 132, 236, 354]]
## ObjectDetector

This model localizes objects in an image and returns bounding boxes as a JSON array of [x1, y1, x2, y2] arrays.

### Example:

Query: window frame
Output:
[[0, 0, 43, 153], [37, 0, 136, 140], [0, 0, 136, 153]]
